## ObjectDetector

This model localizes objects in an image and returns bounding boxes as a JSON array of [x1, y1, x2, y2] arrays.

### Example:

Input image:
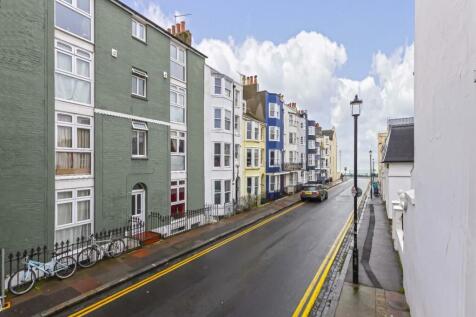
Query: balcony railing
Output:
[[283, 162, 303, 171]]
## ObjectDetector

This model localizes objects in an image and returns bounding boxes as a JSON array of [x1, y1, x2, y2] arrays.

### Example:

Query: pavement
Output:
[[333, 196, 410, 317], [2, 180, 349, 317]]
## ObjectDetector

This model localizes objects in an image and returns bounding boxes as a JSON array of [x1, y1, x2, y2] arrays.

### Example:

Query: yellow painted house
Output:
[[240, 114, 266, 205]]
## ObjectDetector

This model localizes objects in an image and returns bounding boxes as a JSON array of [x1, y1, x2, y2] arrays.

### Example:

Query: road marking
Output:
[[69, 202, 305, 317], [292, 212, 352, 317]]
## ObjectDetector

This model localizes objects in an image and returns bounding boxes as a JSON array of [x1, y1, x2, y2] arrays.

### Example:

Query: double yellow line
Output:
[[69, 202, 305, 317], [292, 211, 353, 317]]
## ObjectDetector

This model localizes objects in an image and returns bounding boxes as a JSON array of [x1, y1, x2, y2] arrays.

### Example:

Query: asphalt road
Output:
[[62, 179, 367, 317]]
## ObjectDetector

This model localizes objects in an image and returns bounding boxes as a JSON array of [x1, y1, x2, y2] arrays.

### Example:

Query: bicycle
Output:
[[77, 233, 126, 268], [8, 252, 77, 295]]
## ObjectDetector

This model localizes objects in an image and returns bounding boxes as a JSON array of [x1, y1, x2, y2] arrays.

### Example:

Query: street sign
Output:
[[351, 187, 362, 197]]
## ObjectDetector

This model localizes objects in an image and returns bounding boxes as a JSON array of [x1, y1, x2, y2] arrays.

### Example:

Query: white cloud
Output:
[[197, 34, 414, 173], [127, 0, 183, 29]]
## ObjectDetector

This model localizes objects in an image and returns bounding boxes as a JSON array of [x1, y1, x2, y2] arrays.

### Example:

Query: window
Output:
[[171, 180, 186, 218], [132, 19, 146, 42], [224, 80, 232, 97], [246, 149, 252, 167], [213, 143, 221, 167], [254, 125, 260, 140], [131, 68, 147, 98], [234, 90, 240, 107], [269, 103, 280, 119], [214, 108, 222, 129], [246, 177, 259, 196], [308, 140, 315, 149], [269, 150, 281, 167], [246, 122, 252, 139], [269, 175, 280, 192], [234, 144, 240, 160], [224, 144, 231, 167], [269, 126, 280, 141], [234, 115, 240, 133], [254, 149, 259, 167], [56, 112, 92, 176], [170, 43, 186, 81], [308, 125, 315, 135], [289, 151, 294, 163], [214, 77, 222, 95], [301, 137, 304, 145], [55, 40, 92, 105], [131, 121, 147, 158], [308, 154, 315, 166], [55, 0, 92, 41], [55, 187, 93, 243], [171, 131, 186, 171], [246, 148, 260, 168], [214, 180, 222, 204], [213, 180, 232, 205], [225, 110, 231, 131], [170, 85, 186, 123]]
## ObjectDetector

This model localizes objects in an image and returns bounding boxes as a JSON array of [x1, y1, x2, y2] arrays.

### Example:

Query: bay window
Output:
[[246, 177, 259, 196], [269, 150, 281, 167], [214, 77, 222, 95], [213, 142, 231, 168], [56, 112, 92, 176], [224, 144, 231, 167], [269, 126, 280, 141], [55, 0, 92, 41], [132, 121, 148, 158], [234, 115, 240, 132], [269, 103, 280, 119], [253, 148, 259, 167], [213, 180, 232, 205], [170, 85, 186, 123], [224, 80, 232, 97], [225, 110, 231, 131], [214, 180, 222, 204], [171, 131, 186, 171], [246, 121, 252, 139], [214, 108, 222, 129], [55, 188, 93, 243], [55, 40, 92, 105], [170, 43, 186, 81]]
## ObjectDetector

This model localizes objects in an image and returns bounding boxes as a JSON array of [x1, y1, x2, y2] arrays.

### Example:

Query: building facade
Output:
[[306, 120, 317, 182], [0, 0, 206, 251], [203, 65, 243, 214], [322, 128, 338, 182]]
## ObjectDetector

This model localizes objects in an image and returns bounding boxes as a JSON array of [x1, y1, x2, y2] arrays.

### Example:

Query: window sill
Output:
[[132, 35, 147, 45], [131, 94, 148, 101], [132, 156, 148, 160]]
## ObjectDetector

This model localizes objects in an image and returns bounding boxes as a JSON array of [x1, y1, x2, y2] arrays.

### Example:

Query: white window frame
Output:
[[171, 130, 186, 171], [55, 112, 93, 177], [132, 19, 146, 42], [170, 84, 186, 124], [269, 103, 280, 119], [308, 154, 315, 166], [246, 121, 252, 140], [308, 140, 316, 149], [234, 115, 240, 134], [269, 149, 281, 167], [171, 180, 186, 218], [246, 147, 260, 168], [269, 175, 280, 192], [308, 126, 315, 135], [55, 39, 93, 106], [213, 76, 222, 95], [224, 79, 232, 98], [132, 68, 147, 98], [55, 187, 94, 243], [131, 121, 148, 158], [55, 0, 93, 42], [213, 179, 232, 205], [269, 126, 280, 142], [224, 110, 232, 131], [170, 43, 186, 82]]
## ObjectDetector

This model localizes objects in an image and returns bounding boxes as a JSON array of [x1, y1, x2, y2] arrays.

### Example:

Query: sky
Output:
[[123, 0, 415, 173]]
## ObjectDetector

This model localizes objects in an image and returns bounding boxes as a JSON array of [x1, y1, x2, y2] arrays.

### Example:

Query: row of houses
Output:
[[0, 0, 338, 252]]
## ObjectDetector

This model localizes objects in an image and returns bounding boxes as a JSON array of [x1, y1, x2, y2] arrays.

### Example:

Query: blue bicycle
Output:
[[8, 252, 77, 295]]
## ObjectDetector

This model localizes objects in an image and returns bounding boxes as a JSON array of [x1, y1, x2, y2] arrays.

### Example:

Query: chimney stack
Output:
[[171, 24, 176, 35], [169, 21, 192, 46]]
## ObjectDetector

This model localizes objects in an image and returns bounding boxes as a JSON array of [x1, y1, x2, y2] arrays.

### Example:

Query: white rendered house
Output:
[[204, 65, 243, 215]]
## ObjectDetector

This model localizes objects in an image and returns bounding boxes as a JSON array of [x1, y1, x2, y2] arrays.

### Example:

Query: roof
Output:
[[382, 124, 414, 163], [114, 0, 207, 59], [322, 129, 334, 140]]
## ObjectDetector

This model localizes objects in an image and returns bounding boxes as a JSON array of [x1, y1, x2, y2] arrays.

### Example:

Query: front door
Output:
[[131, 189, 145, 225]]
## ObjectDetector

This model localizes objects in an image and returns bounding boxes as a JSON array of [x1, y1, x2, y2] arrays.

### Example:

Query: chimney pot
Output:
[[171, 25, 176, 34], [176, 23, 181, 33], [180, 21, 186, 32]]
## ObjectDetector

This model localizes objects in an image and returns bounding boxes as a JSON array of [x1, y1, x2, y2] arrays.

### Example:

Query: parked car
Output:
[[301, 184, 328, 202]]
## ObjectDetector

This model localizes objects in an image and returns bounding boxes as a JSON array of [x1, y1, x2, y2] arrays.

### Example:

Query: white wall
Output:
[[385, 163, 413, 219], [407, 1, 476, 316]]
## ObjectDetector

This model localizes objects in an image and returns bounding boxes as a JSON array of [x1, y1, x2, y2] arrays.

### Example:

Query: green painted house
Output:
[[0, 0, 205, 252]]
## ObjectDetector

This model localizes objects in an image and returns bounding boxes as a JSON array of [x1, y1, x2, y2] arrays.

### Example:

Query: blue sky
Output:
[[124, 0, 414, 80]]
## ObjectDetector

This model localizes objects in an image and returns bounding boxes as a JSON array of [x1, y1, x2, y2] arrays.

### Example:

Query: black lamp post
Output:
[[350, 94, 362, 285], [369, 149, 373, 199]]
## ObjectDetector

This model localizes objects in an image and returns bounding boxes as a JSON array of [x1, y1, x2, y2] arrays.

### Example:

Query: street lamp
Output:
[[350, 94, 362, 285], [369, 150, 373, 199]]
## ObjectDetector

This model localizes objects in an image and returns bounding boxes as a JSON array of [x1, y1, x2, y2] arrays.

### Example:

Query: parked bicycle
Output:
[[77, 233, 126, 268], [8, 252, 77, 295]]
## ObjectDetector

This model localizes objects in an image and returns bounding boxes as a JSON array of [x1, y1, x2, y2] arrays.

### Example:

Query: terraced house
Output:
[[0, 0, 205, 252]]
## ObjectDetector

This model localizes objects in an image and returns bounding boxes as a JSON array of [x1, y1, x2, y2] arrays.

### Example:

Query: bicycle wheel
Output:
[[55, 256, 77, 279], [108, 239, 126, 257], [77, 247, 100, 268], [8, 269, 36, 295]]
